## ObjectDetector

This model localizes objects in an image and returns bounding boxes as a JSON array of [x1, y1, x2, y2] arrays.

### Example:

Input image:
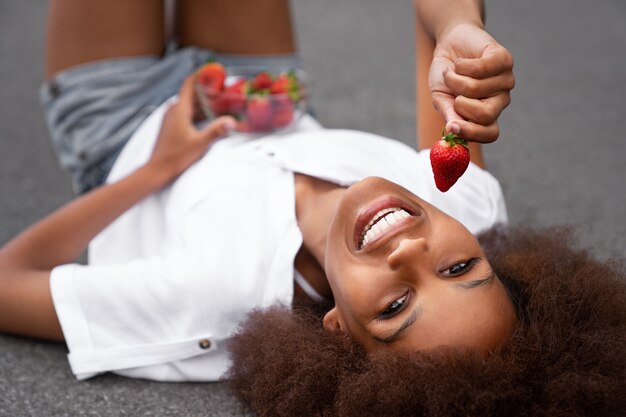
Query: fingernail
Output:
[[451, 123, 461, 134]]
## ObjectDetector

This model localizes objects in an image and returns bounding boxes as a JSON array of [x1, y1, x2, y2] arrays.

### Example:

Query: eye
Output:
[[441, 258, 479, 277], [378, 293, 409, 320]]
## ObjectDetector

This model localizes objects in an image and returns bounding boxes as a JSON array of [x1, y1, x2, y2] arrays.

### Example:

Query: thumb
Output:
[[176, 75, 198, 117], [198, 116, 237, 144], [432, 91, 463, 133]]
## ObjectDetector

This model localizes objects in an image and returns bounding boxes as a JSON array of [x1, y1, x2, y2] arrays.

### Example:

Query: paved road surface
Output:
[[1, 0, 624, 415]]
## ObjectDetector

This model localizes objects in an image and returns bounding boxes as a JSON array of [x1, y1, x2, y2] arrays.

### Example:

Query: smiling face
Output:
[[323, 177, 516, 353]]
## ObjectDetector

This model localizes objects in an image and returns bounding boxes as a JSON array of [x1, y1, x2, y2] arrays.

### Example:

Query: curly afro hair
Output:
[[226, 227, 626, 417]]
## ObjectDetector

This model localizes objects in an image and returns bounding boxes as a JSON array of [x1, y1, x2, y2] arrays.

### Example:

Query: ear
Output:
[[323, 307, 344, 333]]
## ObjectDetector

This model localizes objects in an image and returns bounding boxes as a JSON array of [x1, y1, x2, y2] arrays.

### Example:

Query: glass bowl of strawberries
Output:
[[194, 61, 309, 133]]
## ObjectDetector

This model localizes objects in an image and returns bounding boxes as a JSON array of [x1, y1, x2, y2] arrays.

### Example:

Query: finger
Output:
[[454, 44, 514, 79], [453, 93, 511, 126], [446, 119, 500, 143], [197, 116, 237, 144], [443, 68, 515, 99], [175, 75, 197, 117], [431, 91, 463, 125]]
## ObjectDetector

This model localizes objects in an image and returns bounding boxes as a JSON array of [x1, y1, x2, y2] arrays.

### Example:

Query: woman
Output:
[[5, 2, 621, 415], [228, 226, 626, 416]]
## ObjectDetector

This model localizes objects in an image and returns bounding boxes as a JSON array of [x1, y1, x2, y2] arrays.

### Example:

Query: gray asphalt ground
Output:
[[1, 0, 625, 416]]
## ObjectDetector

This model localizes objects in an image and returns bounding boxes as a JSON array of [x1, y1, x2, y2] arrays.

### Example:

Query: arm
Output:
[[415, 0, 484, 41], [0, 76, 235, 341], [414, 0, 514, 166]]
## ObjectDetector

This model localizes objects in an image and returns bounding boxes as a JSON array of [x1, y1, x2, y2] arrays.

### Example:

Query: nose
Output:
[[386, 237, 429, 270]]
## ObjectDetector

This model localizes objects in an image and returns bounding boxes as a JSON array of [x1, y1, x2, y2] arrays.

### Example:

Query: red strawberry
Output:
[[271, 96, 294, 128], [270, 74, 290, 94], [246, 96, 273, 132], [224, 78, 248, 114], [429, 132, 470, 192], [197, 61, 226, 93], [210, 96, 229, 116], [210, 78, 248, 116], [226, 78, 248, 114], [251, 72, 273, 91]]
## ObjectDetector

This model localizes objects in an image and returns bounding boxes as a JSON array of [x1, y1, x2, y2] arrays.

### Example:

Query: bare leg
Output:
[[45, 0, 165, 79], [175, 0, 295, 55]]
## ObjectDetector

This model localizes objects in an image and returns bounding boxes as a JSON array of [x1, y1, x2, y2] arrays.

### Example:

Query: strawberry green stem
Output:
[[441, 130, 469, 148]]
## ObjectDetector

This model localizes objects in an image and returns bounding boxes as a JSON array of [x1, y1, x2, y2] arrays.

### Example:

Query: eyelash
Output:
[[377, 292, 409, 321], [441, 257, 479, 277]]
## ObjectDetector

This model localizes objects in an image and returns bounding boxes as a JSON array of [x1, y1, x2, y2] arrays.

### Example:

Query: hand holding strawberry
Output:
[[429, 23, 514, 143], [429, 131, 470, 192]]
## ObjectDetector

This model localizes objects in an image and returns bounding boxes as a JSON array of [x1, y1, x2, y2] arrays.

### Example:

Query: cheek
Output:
[[413, 284, 516, 351], [443, 287, 516, 351], [327, 265, 378, 310], [324, 213, 345, 279], [483, 286, 518, 347], [325, 263, 392, 334], [323, 244, 343, 295]]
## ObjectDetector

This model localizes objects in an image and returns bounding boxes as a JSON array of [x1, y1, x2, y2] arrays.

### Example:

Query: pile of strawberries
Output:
[[196, 61, 304, 132]]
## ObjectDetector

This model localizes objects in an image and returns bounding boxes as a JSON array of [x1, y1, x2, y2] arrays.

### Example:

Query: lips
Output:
[[353, 197, 417, 250]]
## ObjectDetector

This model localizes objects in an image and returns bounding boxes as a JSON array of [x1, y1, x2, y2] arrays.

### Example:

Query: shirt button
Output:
[[198, 339, 212, 350]]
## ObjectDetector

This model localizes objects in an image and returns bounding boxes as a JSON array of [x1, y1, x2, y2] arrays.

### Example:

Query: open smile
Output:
[[353, 196, 420, 250]]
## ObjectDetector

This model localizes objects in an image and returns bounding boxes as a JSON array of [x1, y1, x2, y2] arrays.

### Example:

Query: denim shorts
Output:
[[40, 45, 302, 194]]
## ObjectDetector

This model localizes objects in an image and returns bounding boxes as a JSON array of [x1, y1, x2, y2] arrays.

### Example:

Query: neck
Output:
[[294, 174, 346, 267]]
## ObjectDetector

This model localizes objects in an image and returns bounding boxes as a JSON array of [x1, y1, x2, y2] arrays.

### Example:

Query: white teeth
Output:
[[359, 208, 411, 249], [362, 207, 397, 234], [386, 213, 398, 225]]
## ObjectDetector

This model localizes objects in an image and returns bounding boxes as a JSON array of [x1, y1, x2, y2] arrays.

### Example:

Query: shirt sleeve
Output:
[[49, 248, 227, 381]]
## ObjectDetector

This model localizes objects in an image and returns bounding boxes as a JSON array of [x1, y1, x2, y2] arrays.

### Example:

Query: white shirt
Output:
[[50, 99, 507, 381]]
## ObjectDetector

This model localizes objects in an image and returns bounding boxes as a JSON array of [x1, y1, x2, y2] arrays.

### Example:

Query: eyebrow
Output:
[[374, 304, 422, 344], [372, 269, 496, 344], [453, 269, 496, 289]]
